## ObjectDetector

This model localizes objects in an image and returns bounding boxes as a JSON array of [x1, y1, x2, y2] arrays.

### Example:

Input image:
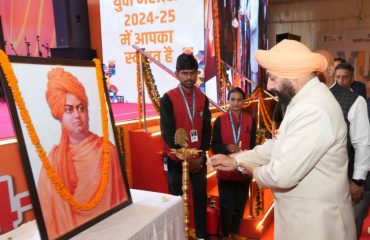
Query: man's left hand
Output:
[[350, 181, 365, 203], [209, 154, 236, 171]]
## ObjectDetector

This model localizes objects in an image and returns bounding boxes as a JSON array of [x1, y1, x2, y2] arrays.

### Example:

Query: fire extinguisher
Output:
[[206, 196, 220, 236]]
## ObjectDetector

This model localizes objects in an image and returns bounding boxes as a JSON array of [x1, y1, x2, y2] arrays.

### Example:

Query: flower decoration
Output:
[[0, 50, 111, 210]]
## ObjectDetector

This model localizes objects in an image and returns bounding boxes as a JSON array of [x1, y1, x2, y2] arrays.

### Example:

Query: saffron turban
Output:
[[254, 39, 328, 79], [315, 49, 334, 68], [45, 68, 88, 120]]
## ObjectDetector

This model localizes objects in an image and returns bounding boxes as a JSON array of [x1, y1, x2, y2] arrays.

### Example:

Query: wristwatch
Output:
[[352, 179, 365, 187], [232, 158, 246, 173]]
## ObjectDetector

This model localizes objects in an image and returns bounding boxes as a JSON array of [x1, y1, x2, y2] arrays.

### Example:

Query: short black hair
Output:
[[176, 53, 199, 72], [227, 87, 245, 100], [334, 57, 346, 64], [335, 62, 354, 76]]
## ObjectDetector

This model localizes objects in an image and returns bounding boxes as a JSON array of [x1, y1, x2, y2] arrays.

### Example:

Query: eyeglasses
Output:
[[64, 103, 87, 114]]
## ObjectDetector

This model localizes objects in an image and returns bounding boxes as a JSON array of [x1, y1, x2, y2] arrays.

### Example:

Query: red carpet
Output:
[[0, 102, 157, 139], [110, 102, 157, 122], [0, 102, 14, 139]]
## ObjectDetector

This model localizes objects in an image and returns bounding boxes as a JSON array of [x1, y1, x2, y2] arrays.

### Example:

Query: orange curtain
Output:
[[0, 0, 56, 57]]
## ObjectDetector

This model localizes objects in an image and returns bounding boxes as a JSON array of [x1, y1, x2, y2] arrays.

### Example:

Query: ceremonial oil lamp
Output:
[[171, 128, 201, 239]]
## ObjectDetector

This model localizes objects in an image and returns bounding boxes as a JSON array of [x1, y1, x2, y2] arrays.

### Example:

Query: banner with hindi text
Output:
[[100, 0, 205, 104]]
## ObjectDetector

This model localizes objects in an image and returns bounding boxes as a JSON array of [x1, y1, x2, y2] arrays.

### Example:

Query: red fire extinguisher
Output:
[[206, 196, 220, 236]]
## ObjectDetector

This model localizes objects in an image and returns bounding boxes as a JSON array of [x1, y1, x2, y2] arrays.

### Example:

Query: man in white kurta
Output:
[[210, 40, 356, 240]]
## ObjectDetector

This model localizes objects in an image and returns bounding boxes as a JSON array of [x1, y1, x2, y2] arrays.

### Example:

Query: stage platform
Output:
[[0, 102, 157, 140]]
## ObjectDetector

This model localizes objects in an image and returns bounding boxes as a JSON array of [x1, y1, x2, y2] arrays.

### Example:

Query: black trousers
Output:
[[166, 157, 208, 238], [218, 178, 250, 236]]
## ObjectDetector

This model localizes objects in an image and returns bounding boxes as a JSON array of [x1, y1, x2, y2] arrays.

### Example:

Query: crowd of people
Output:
[[160, 41, 370, 240]]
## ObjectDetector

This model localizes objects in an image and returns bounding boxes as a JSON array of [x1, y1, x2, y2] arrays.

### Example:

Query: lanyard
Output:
[[228, 110, 242, 145], [179, 85, 195, 128]]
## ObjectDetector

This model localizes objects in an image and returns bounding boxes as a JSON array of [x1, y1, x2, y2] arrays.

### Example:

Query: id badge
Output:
[[198, 111, 204, 118], [190, 129, 198, 142]]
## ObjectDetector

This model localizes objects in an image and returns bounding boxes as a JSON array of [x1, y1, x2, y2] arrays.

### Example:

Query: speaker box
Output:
[[276, 33, 301, 43], [51, 0, 96, 60], [0, 16, 4, 99], [0, 16, 5, 51], [51, 47, 96, 60]]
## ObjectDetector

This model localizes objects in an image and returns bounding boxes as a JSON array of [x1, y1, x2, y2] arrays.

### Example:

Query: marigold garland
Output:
[[241, 88, 273, 136], [0, 50, 111, 211], [255, 127, 267, 216], [255, 186, 262, 216], [260, 107, 272, 134], [212, 0, 225, 105], [141, 55, 161, 113], [260, 185, 265, 214], [117, 125, 128, 180], [239, 87, 271, 217], [136, 51, 143, 128], [244, 88, 273, 135], [258, 91, 272, 124], [257, 90, 272, 134], [220, 62, 232, 103]]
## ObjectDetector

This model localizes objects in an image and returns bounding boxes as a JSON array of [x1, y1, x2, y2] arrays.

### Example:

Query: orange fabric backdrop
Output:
[[0, 0, 56, 57]]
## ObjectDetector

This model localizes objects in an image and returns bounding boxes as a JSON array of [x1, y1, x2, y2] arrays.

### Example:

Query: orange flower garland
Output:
[[258, 91, 272, 124], [212, 0, 225, 104], [240, 88, 273, 134], [136, 51, 143, 129], [0, 50, 111, 211], [257, 90, 272, 134], [141, 55, 161, 113]]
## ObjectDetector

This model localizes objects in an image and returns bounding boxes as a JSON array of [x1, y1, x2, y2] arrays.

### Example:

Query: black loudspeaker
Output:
[[0, 16, 4, 100], [0, 16, 5, 51], [276, 33, 301, 43], [51, 0, 96, 60]]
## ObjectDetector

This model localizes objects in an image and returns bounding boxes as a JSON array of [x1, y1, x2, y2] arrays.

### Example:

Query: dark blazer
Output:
[[351, 81, 367, 99]]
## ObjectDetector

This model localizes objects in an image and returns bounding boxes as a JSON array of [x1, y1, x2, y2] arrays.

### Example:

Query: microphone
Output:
[[24, 36, 31, 56], [41, 42, 50, 58], [10, 43, 18, 56], [36, 35, 43, 57]]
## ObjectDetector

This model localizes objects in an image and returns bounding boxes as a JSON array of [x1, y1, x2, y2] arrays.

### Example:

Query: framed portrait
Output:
[[0, 55, 132, 240]]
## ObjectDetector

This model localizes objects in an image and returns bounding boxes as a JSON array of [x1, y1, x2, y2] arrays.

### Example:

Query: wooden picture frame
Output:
[[0, 56, 132, 240]]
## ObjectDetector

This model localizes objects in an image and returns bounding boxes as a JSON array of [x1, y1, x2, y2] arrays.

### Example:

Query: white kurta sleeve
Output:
[[253, 104, 336, 189], [233, 138, 274, 167], [347, 96, 370, 180]]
